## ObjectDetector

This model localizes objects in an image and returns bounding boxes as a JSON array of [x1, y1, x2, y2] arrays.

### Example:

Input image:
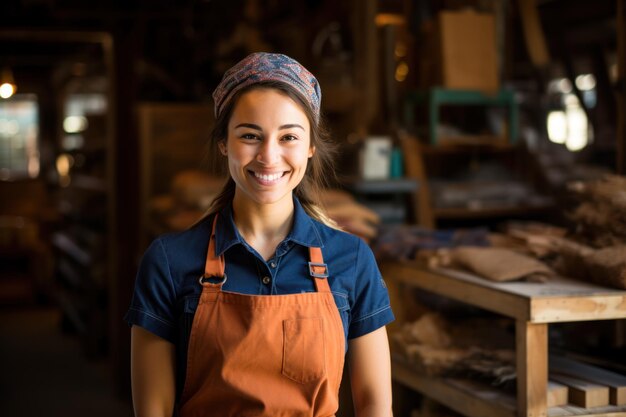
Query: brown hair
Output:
[[205, 80, 338, 227]]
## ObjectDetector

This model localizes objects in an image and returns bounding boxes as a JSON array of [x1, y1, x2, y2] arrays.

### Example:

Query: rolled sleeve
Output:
[[124, 238, 177, 343], [348, 239, 395, 339]]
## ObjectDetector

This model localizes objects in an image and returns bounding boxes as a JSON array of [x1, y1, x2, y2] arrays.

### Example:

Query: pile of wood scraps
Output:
[[568, 175, 626, 247], [375, 213, 626, 289], [391, 312, 516, 388], [507, 223, 626, 290]]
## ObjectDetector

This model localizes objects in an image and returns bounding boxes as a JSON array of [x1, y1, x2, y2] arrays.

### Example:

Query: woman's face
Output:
[[220, 88, 314, 207]]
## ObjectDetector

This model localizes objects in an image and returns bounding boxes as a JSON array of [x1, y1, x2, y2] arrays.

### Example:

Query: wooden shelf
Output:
[[398, 131, 550, 228], [381, 263, 626, 323], [392, 360, 517, 417], [419, 141, 517, 154], [382, 263, 626, 417], [433, 202, 554, 220], [393, 361, 626, 417], [343, 177, 419, 194]]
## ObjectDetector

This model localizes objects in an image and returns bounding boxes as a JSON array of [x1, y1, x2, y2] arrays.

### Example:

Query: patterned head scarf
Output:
[[212, 52, 321, 122]]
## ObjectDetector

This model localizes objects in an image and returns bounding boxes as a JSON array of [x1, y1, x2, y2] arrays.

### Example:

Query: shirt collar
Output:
[[214, 196, 324, 256]]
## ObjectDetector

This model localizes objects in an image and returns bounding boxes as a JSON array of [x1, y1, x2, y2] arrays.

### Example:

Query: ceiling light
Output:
[[0, 67, 17, 99]]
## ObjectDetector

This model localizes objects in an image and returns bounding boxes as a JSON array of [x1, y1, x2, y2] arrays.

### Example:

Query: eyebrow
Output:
[[234, 123, 305, 131]]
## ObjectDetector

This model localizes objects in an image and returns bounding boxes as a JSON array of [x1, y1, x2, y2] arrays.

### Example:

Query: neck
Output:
[[231, 192, 295, 259]]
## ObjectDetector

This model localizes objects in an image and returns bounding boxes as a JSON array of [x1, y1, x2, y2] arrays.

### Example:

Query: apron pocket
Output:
[[282, 317, 326, 384]]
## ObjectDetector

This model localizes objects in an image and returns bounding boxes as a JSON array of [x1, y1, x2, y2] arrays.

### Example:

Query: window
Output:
[[546, 75, 595, 152], [0, 94, 39, 180]]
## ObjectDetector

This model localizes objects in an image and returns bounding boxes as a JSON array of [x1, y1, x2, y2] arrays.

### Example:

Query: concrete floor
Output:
[[0, 306, 134, 417]]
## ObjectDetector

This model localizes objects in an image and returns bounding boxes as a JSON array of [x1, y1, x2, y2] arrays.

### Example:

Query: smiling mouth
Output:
[[250, 170, 287, 183]]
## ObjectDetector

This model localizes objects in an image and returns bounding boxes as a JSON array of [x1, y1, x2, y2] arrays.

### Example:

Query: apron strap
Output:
[[204, 214, 226, 278], [309, 247, 331, 293]]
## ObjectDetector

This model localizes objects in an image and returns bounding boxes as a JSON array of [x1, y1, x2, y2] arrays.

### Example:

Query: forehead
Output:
[[229, 88, 310, 128]]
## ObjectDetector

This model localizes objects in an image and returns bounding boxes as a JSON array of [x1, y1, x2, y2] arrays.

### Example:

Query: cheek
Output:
[[226, 143, 252, 166]]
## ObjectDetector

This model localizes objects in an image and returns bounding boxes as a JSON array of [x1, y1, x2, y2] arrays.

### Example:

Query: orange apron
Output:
[[179, 215, 346, 417]]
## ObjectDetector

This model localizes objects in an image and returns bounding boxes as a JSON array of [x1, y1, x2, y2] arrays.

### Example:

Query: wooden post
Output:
[[516, 321, 548, 417], [617, 0, 626, 174], [110, 24, 141, 399], [352, 0, 378, 130]]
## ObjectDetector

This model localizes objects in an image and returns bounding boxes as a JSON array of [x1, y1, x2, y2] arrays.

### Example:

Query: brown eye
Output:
[[241, 133, 259, 140]]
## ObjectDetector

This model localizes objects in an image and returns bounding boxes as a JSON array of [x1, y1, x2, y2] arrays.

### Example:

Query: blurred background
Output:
[[0, 0, 624, 416]]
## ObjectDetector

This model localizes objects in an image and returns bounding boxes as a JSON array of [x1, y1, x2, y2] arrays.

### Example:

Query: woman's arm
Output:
[[348, 326, 393, 417], [130, 326, 176, 417]]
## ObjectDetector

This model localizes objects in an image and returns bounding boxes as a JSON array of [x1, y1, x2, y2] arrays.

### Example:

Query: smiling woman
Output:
[[126, 52, 394, 417]]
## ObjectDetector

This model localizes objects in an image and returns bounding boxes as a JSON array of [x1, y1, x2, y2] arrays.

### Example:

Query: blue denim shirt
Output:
[[125, 197, 394, 393]]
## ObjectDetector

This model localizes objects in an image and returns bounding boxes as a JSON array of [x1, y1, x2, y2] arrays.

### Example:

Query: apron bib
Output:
[[179, 215, 345, 417]]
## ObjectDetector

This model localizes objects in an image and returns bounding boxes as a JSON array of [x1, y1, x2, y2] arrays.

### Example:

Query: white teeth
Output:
[[254, 172, 283, 181]]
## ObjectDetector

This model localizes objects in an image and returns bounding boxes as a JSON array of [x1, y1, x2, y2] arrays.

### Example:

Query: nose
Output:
[[256, 137, 280, 165]]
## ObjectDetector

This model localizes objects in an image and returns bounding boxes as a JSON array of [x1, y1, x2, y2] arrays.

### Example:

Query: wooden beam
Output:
[[548, 381, 569, 407], [517, 0, 551, 68], [352, 0, 378, 129], [397, 132, 435, 228]]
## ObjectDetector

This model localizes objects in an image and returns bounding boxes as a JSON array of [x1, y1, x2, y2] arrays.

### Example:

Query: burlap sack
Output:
[[451, 246, 553, 282]]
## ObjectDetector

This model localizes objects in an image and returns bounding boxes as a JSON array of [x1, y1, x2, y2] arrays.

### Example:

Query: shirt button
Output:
[[262, 276, 271, 285], [270, 261, 277, 268]]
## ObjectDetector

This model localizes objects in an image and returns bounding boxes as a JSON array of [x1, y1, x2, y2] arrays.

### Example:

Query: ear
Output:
[[218, 141, 228, 156], [308, 145, 315, 158]]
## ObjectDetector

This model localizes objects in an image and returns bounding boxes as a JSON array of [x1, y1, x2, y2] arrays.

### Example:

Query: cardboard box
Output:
[[428, 10, 499, 92]]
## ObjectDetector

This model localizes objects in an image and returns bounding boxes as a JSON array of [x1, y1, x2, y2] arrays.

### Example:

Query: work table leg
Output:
[[516, 321, 548, 417]]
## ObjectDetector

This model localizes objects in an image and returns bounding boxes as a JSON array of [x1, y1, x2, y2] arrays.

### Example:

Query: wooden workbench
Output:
[[380, 262, 626, 417]]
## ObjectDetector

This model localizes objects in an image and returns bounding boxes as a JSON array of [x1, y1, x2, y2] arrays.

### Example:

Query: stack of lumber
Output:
[[549, 354, 626, 408], [568, 175, 626, 247]]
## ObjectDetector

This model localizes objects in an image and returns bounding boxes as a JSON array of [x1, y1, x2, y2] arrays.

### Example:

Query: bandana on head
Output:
[[212, 52, 321, 122]]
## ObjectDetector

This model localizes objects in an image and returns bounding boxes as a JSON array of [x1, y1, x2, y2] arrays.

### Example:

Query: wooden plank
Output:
[[549, 381, 569, 407], [550, 355, 626, 405], [531, 296, 626, 323], [517, 321, 548, 417], [391, 361, 516, 417], [550, 373, 610, 408], [548, 404, 626, 417]]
